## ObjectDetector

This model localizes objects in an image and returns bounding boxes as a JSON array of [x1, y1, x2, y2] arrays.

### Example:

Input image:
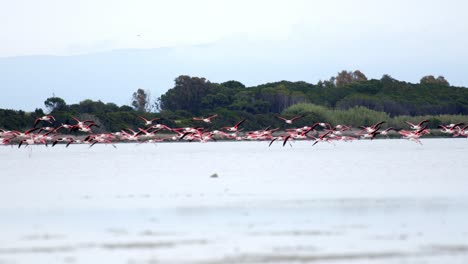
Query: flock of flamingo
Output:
[[0, 114, 466, 148]]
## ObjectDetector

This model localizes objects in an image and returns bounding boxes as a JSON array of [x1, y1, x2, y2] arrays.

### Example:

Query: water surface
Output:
[[1, 139, 467, 263]]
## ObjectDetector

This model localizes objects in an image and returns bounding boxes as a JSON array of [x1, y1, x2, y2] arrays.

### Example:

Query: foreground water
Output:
[[1, 139, 467, 264]]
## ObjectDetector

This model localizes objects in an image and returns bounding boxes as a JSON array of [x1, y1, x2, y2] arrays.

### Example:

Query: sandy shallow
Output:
[[1, 138, 468, 263]]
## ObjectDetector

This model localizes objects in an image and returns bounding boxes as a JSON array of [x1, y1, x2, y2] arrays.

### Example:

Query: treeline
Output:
[[158, 73, 468, 117], [1, 71, 467, 132], [0, 100, 162, 133]]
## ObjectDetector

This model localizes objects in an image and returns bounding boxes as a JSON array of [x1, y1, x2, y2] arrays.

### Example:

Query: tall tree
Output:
[[132, 89, 150, 112], [44, 97, 67, 112], [158, 75, 215, 114]]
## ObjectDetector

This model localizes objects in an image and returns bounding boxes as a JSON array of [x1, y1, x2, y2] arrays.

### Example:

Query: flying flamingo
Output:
[[73, 123, 99, 133], [87, 136, 117, 148], [0, 138, 12, 145], [120, 130, 144, 141], [18, 137, 37, 148], [52, 137, 77, 147], [55, 123, 77, 132], [311, 131, 333, 146], [192, 114, 218, 123], [38, 126, 57, 134], [71, 117, 96, 129], [150, 123, 172, 131], [278, 129, 313, 147], [275, 114, 305, 124], [438, 124, 462, 135], [138, 116, 161, 126], [34, 115, 56, 127], [357, 121, 385, 135], [315, 122, 332, 130], [454, 125, 468, 137], [0, 129, 16, 137], [446, 122, 464, 129], [223, 118, 246, 132], [380, 127, 397, 137], [405, 120, 429, 130], [18, 134, 48, 148], [12, 128, 40, 139]]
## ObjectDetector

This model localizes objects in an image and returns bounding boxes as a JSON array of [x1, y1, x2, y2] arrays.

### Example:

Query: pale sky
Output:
[[1, 0, 468, 110], [2, 0, 467, 57], [1, 0, 307, 56]]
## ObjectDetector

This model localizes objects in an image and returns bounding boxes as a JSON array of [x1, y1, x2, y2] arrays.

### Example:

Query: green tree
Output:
[[158, 75, 215, 114], [44, 97, 67, 112]]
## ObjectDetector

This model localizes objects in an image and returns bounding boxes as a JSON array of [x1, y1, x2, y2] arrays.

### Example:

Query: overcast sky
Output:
[[1, 0, 467, 57], [1, 0, 467, 110]]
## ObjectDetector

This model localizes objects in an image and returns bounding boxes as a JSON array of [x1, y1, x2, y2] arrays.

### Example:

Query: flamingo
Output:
[[334, 124, 351, 131], [276, 128, 313, 147], [399, 126, 429, 144], [120, 130, 143, 141], [438, 124, 461, 135], [38, 126, 57, 134], [12, 128, 40, 139], [73, 123, 99, 133], [34, 115, 55, 127], [315, 122, 332, 130], [87, 136, 117, 148], [55, 123, 77, 132], [0, 129, 16, 137], [179, 131, 199, 142], [405, 120, 429, 130], [0, 137, 13, 145], [18, 137, 36, 148], [275, 115, 304, 124], [223, 118, 246, 132], [18, 134, 48, 148], [311, 131, 333, 146], [380, 127, 397, 137], [137, 127, 158, 139], [138, 116, 161, 126], [52, 137, 76, 147], [446, 122, 464, 129], [192, 114, 218, 123], [357, 121, 385, 135], [360, 130, 380, 140], [150, 123, 172, 131], [454, 125, 468, 137], [71, 117, 96, 129]]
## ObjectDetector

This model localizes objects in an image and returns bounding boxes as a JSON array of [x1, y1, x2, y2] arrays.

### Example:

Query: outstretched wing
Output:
[[234, 118, 246, 127], [275, 115, 287, 121], [290, 115, 304, 121], [138, 116, 148, 122]]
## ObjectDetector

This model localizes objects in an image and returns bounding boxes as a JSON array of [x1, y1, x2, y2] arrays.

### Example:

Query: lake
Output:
[[1, 138, 468, 263]]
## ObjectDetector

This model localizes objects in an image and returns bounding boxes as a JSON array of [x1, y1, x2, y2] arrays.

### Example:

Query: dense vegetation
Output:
[[1, 71, 467, 132]]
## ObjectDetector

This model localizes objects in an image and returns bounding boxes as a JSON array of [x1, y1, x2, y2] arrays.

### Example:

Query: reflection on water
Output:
[[1, 139, 468, 263]]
